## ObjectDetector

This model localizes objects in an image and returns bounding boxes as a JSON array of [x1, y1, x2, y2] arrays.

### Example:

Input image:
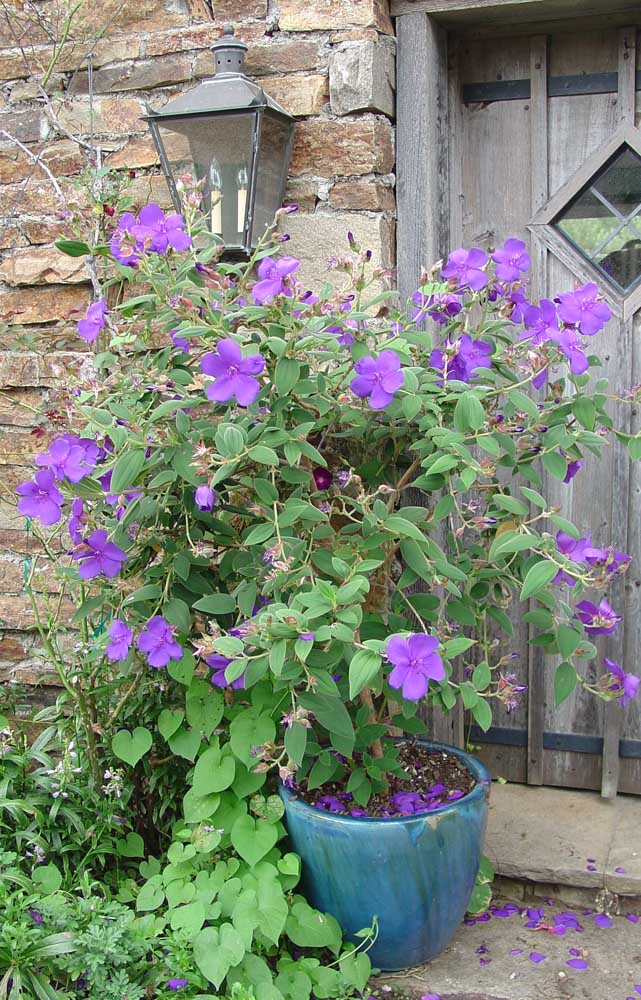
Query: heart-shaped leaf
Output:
[[230, 814, 278, 867], [194, 923, 246, 988], [158, 709, 184, 741], [112, 727, 152, 766], [192, 744, 236, 796], [116, 832, 145, 858], [169, 726, 202, 761]]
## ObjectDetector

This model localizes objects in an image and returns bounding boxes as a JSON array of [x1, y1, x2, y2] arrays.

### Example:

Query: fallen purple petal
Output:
[[586, 864, 597, 872], [569, 947, 581, 957], [626, 914, 639, 923], [421, 995, 441, 1000], [634, 987, 641, 996], [510, 948, 524, 956], [479, 957, 492, 966], [566, 959, 588, 970], [529, 952, 547, 964], [593, 913, 613, 929], [615, 866, 626, 874]]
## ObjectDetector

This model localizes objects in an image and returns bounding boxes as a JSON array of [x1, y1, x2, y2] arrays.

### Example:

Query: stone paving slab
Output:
[[485, 783, 641, 895], [371, 896, 641, 1000]]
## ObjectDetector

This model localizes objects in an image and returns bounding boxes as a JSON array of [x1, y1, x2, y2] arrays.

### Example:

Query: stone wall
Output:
[[0, 0, 396, 700]]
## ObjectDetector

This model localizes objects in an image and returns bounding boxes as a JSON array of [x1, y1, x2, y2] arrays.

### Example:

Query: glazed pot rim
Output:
[[279, 738, 492, 825]]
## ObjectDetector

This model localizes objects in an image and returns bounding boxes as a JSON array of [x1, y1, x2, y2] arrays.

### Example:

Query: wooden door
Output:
[[455, 25, 641, 795], [397, 15, 641, 795]]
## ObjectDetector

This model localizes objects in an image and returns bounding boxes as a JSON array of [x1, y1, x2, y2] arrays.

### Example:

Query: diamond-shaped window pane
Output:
[[553, 145, 641, 293]]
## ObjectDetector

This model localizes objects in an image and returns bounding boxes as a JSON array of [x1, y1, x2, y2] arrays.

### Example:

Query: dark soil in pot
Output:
[[296, 742, 477, 818]]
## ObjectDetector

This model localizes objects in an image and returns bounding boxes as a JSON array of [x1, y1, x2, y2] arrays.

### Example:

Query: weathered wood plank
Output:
[[600, 26, 637, 799], [396, 12, 449, 305], [526, 34, 548, 787], [391, 0, 641, 26]]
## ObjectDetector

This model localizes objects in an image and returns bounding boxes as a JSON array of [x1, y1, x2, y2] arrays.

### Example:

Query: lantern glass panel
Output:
[[157, 113, 256, 248], [250, 113, 295, 247]]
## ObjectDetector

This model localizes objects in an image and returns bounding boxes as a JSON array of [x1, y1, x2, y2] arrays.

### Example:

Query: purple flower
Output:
[[557, 283, 612, 336], [137, 616, 183, 669], [299, 631, 315, 641], [35, 434, 98, 483], [441, 247, 489, 291], [385, 633, 445, 701], [552, 531, 604, 586], [549, 326, 589, 375], [170, 329, 190, 353], [507, 288, 529, 323], [575, 598, 622, 635], [77, 297, 108, 344], [201, 339, 265, 407], [68, 498, 85, 544], [110, 212, 141, 267], [350, 350, 404, 410], [251, 256, 300, 305], [604, 658, 640, 707], [521, 299, 559, 346], [130, 203, 192, 254], [411, 290, 462, 324], [194, 485, 216, 512], [491, 239, 530, 282], [72, 530, 127, 579], [16, 470, 64, 525], [28, 909, 43, 925], [313, 467, 332, 490], [167, 980, 189, 991], [430, 334, 492, 383], [315, 795, 344, 813], [105, 619, 134, 662], [563, 458, 584, 483], [206, 653, 245, 689]]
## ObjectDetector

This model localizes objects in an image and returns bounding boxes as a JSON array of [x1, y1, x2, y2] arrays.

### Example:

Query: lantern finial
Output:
[[211, 24, 248, 76]]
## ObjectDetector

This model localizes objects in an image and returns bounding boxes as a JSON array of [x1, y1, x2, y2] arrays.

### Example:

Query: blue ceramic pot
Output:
[[279, 740, 491, 971]]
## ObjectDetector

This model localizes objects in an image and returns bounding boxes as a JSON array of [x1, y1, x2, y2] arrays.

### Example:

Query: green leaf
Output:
[[471, 699, 492, 733], [186, 679, 224, 737], [269, 639, 287, 677], [554, 661, 577, 706], [385, 515, 427, 543], [520, 486, 547, 508], [116, 832, 145, 858], [112, 727, 152, 766], [556, 624, 583, 660], [542, 451, 568, 481], [493, 495, 529, 516], [163, 597, 191, 633], [460, 682, 479, 709], [443, 637, 475, 657], [275, 358, 300, 395], [489, 531, 535, 561], [136, 878, 164, 912], [424, 453, 460, 475], [192, 744, 236, 795], [230, 814, 279, 867], [453, 393, 485, 432], [400, 539, 434, 584], [194, 924, 246, 988], [472, 661, 491, 691], [285, 897, 342, 954], [230, 713, 276, 767], [573, 396, 595, 431], [520, 559, 558, 600], [32, 863, 62, 893], [123, 583, 162, 607], [244, 522, 275, 546], [193, 593, 236, 615], [168, 726, 202, 761], [110, 448, 146, 493], [348, 649, 382, 699], [55, 238, 91, 257], [284, 723, 308, 767], [249, 445, 279, 466]]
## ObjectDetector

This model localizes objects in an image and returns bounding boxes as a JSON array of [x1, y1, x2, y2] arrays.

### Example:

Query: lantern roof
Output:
[[143, 26, 293, 123]]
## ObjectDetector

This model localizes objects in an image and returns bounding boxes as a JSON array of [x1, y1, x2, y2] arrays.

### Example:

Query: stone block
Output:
[[128, 174, 175, 210], [0, 110, 44, 144], [0, 51, 31, 81], [0, 388, 44, 427], [0, 285, 91, 326], [20, 220, 75, 246], [0, 140, 83, 186], [68, 54, 194, 95], [329, 38, 395, 117], [0, 180, 78, 218], [0, 226, 27, 251], [0, 247, 87, 287], [258, 74, 328, 117], [245, 40, 323, 78], [291, 117, 394, 177], [70, 0, 189, 38], [209, 0, 268, 18], [54, 98, 147, 139], [329, 178, 395, 211], [279, 0, 392, 34], [284, 177, 321, 212], [281, 210, 392, 296], [105, 138, 160, 170], [144, 24, 221, 58], [0, 353, 40, 388]]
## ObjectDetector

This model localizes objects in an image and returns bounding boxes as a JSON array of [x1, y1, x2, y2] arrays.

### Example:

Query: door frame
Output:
[[395, 3, 641, 796]]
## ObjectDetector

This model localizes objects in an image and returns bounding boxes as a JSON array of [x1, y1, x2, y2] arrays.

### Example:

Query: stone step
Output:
[[485, 783, 641, 897]]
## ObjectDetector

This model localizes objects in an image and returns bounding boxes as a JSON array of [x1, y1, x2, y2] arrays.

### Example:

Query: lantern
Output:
[[144, 26, 295, 257]]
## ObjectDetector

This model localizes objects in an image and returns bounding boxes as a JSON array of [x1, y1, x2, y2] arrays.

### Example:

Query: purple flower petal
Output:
[[529, 952, 547, 964], [593, 913, 613, 928], [510, 948, 523, 957], [566, 959, 588, 970]]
